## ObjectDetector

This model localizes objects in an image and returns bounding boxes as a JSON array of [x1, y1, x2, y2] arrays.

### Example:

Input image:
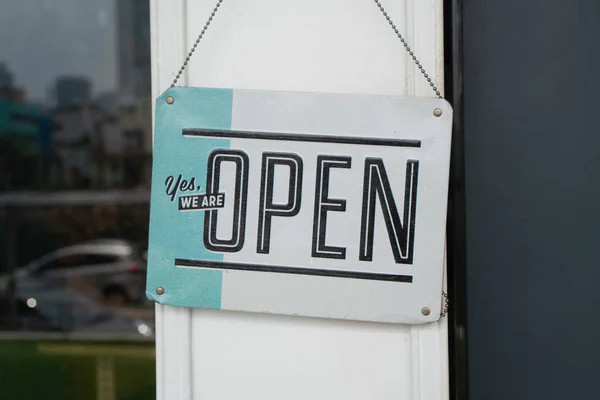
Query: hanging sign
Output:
[[146, 87, 452, 324]]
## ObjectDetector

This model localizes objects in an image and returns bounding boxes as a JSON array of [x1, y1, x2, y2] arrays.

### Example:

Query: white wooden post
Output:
[[150, 1, 448, 398]]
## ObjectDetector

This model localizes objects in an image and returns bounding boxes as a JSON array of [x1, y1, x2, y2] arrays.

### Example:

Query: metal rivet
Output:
[[156, 287, 165, 295], [433, 108, 442, 117], [166, 97, 174, 105], [421, 307, 431, 316]]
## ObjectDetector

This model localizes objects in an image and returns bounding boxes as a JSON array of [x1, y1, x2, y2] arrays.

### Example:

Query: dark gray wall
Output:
[[463, 1, 600, 399]]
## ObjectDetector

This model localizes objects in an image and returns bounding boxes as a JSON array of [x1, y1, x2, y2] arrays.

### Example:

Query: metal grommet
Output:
[[421, 307, 431, 316], [433, 108, 442, 117], [166, 97, 174, 105], [156, 287, 165, 295]]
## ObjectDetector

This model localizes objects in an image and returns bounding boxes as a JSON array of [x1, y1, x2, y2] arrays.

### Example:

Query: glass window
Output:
[[38, 253, 123, 272], [0, 1, 155, 398], [0, 297, 57, 331], [44, 254, 92, 271]]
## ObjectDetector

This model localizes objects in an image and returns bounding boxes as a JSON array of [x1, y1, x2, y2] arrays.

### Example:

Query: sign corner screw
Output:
[[433, 108, 442, 117], [166, 96, 174, 105], [156, 287, 165, 295], [421, 307, 431, 316]]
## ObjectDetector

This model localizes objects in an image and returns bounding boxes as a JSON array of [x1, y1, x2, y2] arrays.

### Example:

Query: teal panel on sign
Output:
[[146, 87, 233, 308]]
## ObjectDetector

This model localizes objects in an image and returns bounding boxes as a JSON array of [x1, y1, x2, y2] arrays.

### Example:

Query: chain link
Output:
[[440, 291, 449, 318], [171, 0, 224, 87], [171, 0, 443, 98], [372, 0, 442, 98]]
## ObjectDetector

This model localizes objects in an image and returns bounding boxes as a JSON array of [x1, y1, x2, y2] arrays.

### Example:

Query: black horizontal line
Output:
[[182, 129, 421, 148], [175, 258, 413, 283]]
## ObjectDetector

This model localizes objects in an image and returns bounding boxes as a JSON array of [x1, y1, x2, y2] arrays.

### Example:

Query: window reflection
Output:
[[0, 1, 154, 398]]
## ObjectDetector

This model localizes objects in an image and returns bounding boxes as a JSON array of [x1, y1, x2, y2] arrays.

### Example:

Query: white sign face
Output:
[[147, 87, 452, 324]]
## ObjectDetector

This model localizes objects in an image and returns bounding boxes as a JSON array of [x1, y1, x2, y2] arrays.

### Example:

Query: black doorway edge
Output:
[[443, 0, 469, 399]]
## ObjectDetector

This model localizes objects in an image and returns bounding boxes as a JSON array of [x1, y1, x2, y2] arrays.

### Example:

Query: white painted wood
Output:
[[151, 1, 195, 400], [152, 0, 448, 399]]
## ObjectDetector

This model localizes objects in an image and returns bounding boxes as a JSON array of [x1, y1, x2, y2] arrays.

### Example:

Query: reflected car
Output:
[[8, 239, 147, 306], [0, 288, 153, 337]]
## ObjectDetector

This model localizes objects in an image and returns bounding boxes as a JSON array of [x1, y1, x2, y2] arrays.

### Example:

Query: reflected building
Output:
[[55, 77, 92, 108], [0, 64, 56, 190], [0, 63, 14, 89], [117, 0, 151, 98]]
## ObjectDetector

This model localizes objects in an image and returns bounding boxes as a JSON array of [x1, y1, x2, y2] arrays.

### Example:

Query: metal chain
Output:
[[171, 0, 224, 87], [372, 0, 442, 98], [440, 291, 449, 318], [171, 0, 443, 97]]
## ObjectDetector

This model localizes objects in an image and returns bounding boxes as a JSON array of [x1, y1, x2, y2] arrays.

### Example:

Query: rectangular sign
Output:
[[146, 87, 452, 324]]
